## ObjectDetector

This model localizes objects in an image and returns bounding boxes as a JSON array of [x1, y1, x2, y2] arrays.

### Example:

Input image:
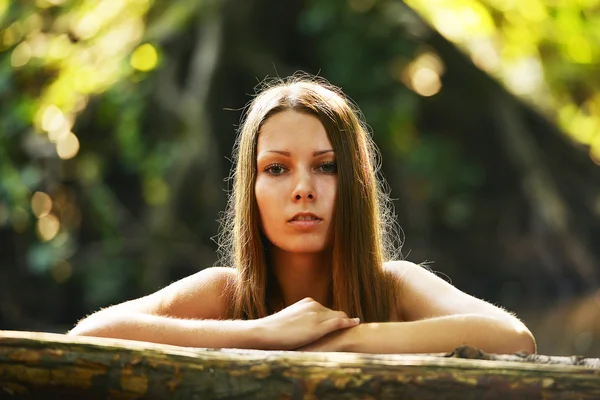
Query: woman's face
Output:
[[255, 110, 337, 254]]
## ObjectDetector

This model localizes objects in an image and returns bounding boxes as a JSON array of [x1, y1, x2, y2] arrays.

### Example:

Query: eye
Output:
[[316, 161, 337, 174], [264, 163, 287, 176]]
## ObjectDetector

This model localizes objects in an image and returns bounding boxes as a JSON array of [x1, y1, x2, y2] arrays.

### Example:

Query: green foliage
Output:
[[407, 0, 600, 163], [0, 0, 177, 311]]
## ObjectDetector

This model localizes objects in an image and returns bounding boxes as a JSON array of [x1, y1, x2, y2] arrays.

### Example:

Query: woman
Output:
[[69, 76, 536, 354]]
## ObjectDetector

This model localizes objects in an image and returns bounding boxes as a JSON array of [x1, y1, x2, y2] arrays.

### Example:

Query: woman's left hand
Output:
[[295, 325, 357, 352]]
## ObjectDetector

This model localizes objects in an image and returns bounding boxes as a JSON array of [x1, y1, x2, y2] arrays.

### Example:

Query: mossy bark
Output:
[[1, 331, 599, 399]]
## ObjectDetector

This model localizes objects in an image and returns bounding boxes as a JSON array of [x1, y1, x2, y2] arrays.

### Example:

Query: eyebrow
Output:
[[263, 149, 334, 157]]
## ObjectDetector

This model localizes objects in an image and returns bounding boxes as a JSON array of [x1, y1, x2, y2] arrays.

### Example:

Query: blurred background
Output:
[[1, 0, 600, 357]]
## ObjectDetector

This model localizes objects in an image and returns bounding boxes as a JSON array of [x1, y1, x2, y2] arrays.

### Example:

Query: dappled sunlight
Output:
[[3, 0, 155, 163], [407, 0, 600, 165], [559, 98, 600, 149], [427, 1, 496, 41], [0, 0, 158, 295], [502, 56, 544, 96], [467, 38, 500, 73]]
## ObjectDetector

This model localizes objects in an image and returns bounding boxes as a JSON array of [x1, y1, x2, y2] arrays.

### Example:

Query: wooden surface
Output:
[[1, 330, 599, 399]]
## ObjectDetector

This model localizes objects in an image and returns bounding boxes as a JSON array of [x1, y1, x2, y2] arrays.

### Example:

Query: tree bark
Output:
[[1, 331, 599, 399]]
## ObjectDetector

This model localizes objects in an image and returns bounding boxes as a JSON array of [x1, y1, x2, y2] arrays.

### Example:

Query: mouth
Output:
[[289, 213, 322, 223]]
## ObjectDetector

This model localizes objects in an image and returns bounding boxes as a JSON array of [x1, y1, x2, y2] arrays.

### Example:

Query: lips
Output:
[[289, 212, 321, 222]]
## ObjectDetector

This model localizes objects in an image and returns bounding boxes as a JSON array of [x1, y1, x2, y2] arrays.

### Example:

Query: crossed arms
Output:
[[68, 262, 536, 354]]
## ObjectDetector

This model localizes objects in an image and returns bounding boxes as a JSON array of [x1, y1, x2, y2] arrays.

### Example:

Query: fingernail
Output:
[[352, 318, 360, 323]]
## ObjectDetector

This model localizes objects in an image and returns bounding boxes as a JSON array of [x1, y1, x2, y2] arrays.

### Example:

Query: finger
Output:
[[320, 316, 360, 333]]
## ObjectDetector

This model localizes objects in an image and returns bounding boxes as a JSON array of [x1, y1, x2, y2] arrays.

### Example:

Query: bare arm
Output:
[[69, 312, 265, 348], [300, 261, 536, 354], [67, 267, 259, 348], [68, 267, 358, 350], [344, 314, 533, 354]]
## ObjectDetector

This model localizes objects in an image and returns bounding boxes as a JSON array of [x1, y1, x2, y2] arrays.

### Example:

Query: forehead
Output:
[[257, 110, 332, 152]]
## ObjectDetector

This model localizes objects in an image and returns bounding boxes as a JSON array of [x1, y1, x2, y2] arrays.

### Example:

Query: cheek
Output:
[[319, 178, 337, 212], [255, 178, 279, 224]]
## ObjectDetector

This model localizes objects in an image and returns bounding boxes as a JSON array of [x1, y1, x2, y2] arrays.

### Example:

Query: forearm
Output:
[[68, 311, 263, 349], [345, 315, 536, 355]]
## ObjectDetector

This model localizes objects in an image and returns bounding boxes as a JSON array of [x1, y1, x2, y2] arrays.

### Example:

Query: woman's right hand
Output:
[[251, 297, 360, 350]]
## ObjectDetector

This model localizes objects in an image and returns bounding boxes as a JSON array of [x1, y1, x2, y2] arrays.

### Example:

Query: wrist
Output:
[[244, 318, 270, 350], [341, 324, 362, 352]]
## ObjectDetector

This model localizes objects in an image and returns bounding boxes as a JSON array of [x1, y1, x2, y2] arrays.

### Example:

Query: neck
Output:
[[268, 246, 333, 310]]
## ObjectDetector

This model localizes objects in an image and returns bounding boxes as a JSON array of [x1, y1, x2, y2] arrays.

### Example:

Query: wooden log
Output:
[[1, 330, 599, 399]]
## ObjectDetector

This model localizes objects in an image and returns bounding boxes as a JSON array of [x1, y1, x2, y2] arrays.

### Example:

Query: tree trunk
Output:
[[1, 331, 599, 399]]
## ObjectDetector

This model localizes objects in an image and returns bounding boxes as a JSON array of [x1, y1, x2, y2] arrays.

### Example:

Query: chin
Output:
[[287, 246, 329, 254], [276, 239, 332, 254]]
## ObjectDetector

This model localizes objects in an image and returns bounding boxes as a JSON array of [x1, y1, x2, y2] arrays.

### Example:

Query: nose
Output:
[[292, 170, 315, 202]]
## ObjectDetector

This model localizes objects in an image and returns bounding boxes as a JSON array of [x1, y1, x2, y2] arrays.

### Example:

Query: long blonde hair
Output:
[[219, 75, 400, 322]]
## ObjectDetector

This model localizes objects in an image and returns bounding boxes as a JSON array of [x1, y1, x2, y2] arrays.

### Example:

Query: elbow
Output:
[[499, 322, 536, 355], [514, 327, 537, 354], [66, 324, 91, 337], [481, 316, 537, 355], [66, 313, 120, 338], [67, 320, 101, 337]]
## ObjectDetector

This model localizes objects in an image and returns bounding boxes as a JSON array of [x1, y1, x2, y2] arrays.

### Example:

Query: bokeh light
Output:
[[130, 43, 158, 71], [24, 13, 43, 33], [71, 14, 102, 40], [56, 132, 80, 160], [1, 23, 23, 49], [36, 214, 60, 242], [41, 105, 67, 133], [402, 51, 444, 97], [31, 192, 53, 218], [11, 42, 32, 68], [411, 68, 442, 97]]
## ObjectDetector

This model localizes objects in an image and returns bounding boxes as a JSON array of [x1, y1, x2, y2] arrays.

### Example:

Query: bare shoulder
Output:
[[384, 259, 459, 294], [383, 259, 417, 278], [383, 260, 513, 322], [384, 259, 427, 289], [117, 266, 238, 320]]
